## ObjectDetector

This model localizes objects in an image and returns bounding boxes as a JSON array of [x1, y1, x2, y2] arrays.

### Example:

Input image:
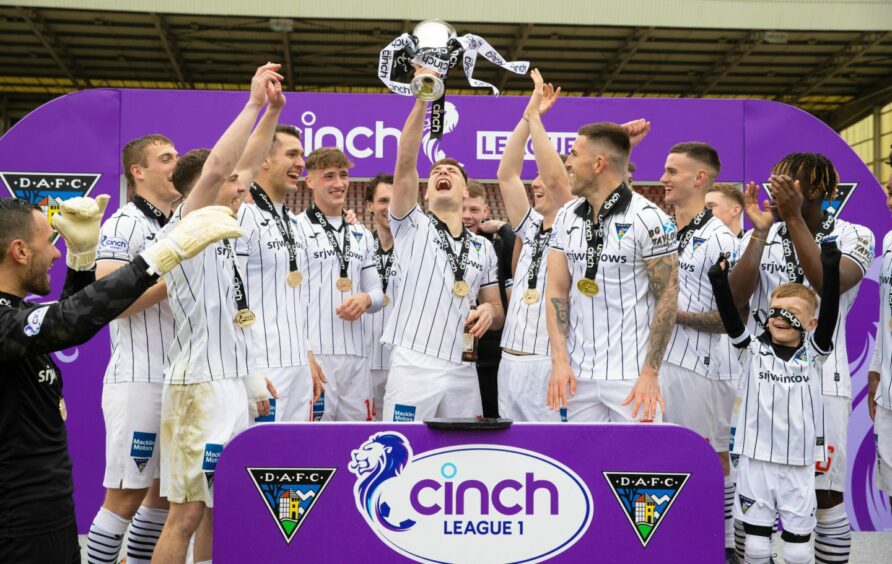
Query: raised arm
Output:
[[708, 256, 749, 343], [235, 80, 285, 188], [770, 174, 866, 294], [391, 96, 428, 218], [182, 63, 282, 216], [728, 181, 774, 308]]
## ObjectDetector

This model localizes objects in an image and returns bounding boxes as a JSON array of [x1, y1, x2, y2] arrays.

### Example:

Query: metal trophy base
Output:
[[410, 73, 445, 101], [424, 417, 514, 430]]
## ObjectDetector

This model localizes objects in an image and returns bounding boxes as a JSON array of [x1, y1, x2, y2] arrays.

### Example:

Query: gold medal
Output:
[[452, 280, 470, 297], [577, 278, 599, 297], [384, 294, 391, 306], [234, 309, 256, 328], [523, 288, 540, 304], [59, 397, 67, 421], [286, 271, 303, 287], [336, 277, 352, 292]]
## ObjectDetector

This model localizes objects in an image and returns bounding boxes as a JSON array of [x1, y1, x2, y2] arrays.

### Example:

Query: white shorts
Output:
[[370, 368, 389, 422], [382, 346, 482, 422], [734, 455, 816, 535], [875, 404, 892, 495], [159, 379, 248, 507], [101, 381, 163, 489], [567, 378, 663, 423], [313, 354, 372, 422], [497, 352, 563, 422], [661, 364, 720, 448], [710, 377, 738, 454], [251, 365, 313, 424], [815, 395, 850, 492], [729, 392, 744, 480]]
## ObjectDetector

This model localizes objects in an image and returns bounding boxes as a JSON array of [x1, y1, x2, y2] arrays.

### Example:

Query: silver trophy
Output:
[[409, 19, 457, 101]]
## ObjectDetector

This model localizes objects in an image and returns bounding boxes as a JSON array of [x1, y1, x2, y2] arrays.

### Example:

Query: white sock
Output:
[[87, 507, 130, 563], [783, 539, 813, 564], [724, 476, 735, 548], [815, 502, 851, 563], [744, 534, 771, 564], [126, 505, 168, 563], [734, 519, 746, 558]]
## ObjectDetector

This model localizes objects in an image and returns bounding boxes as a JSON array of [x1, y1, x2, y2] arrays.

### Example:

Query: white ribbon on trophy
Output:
[[378, 20, 529, 137]]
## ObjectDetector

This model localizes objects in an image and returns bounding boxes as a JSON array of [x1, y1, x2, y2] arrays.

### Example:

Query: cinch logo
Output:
[[1, 172, 102, 242], [248, 467, 336, 544], [603, 472, 690, 548], [348, 431, 592, 563]]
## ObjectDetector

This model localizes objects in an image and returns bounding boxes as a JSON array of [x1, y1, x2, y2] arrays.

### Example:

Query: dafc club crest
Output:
[[762, 182, 857, 219], [247, 467, 336, 544], [603, 472, 690, 548], [1, 172, 101, 242]]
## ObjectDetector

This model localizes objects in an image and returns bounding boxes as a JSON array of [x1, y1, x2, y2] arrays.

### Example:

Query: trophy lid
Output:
[[412, 19, 457, 47]]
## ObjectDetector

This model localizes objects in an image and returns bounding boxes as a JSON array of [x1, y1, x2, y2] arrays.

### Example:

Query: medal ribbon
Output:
[[250, 184, 299, 274], [579, 184, 633, 282], [132, 195, 169, 227], [778, 213, 835, 284], [675, 208, 713, 254], [372, 232, 394, 294], [221, 239, 250, 314], [308, 204, 351, 279], [526, 221, 552, 290], [427, 212, 472, 287]]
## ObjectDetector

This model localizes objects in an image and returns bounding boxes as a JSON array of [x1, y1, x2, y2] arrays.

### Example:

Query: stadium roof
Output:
[[0, 4, 890, 131]]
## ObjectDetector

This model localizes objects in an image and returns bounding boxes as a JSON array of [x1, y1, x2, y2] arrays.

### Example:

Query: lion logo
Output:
[[348, 431, 416, 531], [422, 101, 461, 166]]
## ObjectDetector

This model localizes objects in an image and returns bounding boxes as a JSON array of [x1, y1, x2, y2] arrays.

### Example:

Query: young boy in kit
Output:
[[708, 241, 841, 564]]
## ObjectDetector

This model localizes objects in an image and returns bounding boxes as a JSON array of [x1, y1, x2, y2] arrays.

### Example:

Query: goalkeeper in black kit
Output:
[[0, 195, 240, 563]]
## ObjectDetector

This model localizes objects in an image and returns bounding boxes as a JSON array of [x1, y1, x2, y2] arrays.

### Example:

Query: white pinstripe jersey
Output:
[[382, 205, 498, 364], [741, 219, 874, 398], [549, 193, 677, 381], [732, 331, 828, 466], [235, 202, 309, 370], [869, 230, 892, 410], [96, 202, 175, 383], [294, 211, 379, 357], [160, 206, 255, 384], [665, 214, 740, 378], [500, 207, 551, 355], [366, 242, 401, 371]]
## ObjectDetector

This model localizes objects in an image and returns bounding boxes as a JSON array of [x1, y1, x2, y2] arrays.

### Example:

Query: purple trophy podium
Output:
[[213, 422, 723, 563]]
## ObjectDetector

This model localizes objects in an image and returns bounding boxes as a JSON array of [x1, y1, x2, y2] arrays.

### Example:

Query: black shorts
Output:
[[0, 522, 80, 564]]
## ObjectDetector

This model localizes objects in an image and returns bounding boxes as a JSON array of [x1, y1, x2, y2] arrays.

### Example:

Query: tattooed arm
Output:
[[545, 249, 575, 410], [623, 253, 676, 419], [675, 310, 725, 333]]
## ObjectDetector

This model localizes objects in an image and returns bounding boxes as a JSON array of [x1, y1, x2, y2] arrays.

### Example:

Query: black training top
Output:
[[0, 258, 156, 538]]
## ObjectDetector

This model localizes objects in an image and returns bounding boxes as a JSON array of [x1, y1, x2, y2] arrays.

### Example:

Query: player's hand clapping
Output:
[[53, 194, 111, 270], [523, 68, 560, 121], [743, 181, 775, 232], [769, 174, 804, 223], [248, 62, 284, 108]]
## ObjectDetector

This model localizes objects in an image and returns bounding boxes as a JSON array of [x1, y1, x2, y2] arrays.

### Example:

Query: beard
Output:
[[24, 256, 52, 296]]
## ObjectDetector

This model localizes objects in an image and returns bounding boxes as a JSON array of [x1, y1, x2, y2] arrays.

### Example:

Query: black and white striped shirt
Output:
[[732, 331, 828, 466], [549, 193, 676, 380], [367, 246, 401, 371], [742, 219, 874, 398], [161, 206, 255, 384], [235, 203, 309, 370], [665, 214, 740, 378], [869, 230, 892, 411], [500, 208, 551, 355], [96, 202, 175, 383], [382, 205, 498, 364], [294, 211, 379, 357]]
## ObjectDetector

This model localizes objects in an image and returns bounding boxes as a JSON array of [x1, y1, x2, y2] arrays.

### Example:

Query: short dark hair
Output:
[[305, 147, 353, 171], [466, 179, 486, 202], [122, 134, 174, 189], [270, 124, 301, 154], [772, 152, 839, 201], [0, 198, 40, 263], [707, 183, 744, 207], [365, 173, 394, 203], [669, 142, 721, 177], [172, 148, 210, 197], [429, 158, 468, 182], [577, 122, 630, 172]]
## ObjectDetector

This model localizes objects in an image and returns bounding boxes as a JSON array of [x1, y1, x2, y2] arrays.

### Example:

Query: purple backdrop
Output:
[[214, 423, 723, 562], [0, 89, 888, 533]]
